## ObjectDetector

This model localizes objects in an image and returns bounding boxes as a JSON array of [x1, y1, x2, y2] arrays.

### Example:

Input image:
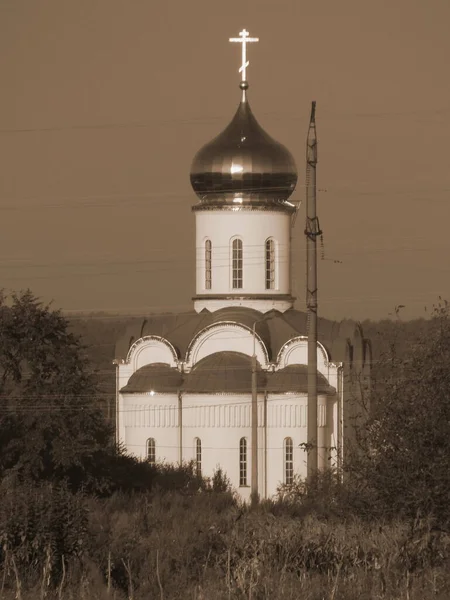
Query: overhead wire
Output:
[[0, 384, 402, 414], [0, 104, 448, 136], [1, 181, 450, 211], [0, 240, 447, 283], [0, 231, 446, 264]]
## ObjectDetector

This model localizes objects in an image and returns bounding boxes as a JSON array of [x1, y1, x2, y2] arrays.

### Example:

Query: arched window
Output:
[[284, 437, 294, 485], [205, 240, 212, 290], [147, 438, 156, 464], [195, 437, 202, 475], [232, 238, 243, 289], [265, 238, 276, 290], [239, 437, 247, 486]]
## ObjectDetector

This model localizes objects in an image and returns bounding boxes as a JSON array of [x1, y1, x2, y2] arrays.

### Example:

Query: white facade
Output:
[[116, 324, 342, 501], [194, 209, 293, 313]]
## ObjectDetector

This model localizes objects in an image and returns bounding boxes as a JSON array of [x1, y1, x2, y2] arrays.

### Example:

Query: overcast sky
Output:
[[0, 0, 449, 321]]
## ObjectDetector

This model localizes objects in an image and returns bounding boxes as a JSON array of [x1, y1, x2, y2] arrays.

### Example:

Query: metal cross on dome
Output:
[[229, 29, 259, 82]]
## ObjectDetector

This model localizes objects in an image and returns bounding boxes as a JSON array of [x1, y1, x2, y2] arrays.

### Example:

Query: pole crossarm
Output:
[[305, 216, 322, 238]]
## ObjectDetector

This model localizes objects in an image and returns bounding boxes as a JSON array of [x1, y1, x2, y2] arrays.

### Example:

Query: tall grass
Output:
[[0, 472, 449, 599]]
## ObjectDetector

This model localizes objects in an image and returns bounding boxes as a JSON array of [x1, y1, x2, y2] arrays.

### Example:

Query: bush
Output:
[[346, 301, 450, 524]]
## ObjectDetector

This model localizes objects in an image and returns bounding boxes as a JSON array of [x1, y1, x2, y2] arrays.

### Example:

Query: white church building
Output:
[[114, 30, 371, 501]]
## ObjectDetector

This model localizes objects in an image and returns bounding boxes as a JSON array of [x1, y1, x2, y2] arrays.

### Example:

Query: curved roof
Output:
[[183, 351, 266, 393], [115, 307, 367, 373], [119, 355, 336, 396], [267, 365, 335, 395], [120, 363, 182, 393], [190, 95, 297, 210]]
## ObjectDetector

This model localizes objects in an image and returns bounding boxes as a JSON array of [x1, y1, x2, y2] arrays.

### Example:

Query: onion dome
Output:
[[183, 352, 266, 393], [190, 90, 297, 211], [120, 363, 182, 394]]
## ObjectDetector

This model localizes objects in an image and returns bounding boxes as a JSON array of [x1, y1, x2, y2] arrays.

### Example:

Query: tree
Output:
[[348, 300, 450, 523], [0, 290, 113, 488]]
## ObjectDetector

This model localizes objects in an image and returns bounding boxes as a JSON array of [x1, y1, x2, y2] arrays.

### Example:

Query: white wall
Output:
[[181, 392, 261, 503], [194, 209, 292, 312], [116, 331, 340, 501], [266, 394, 308, 496], [120, 392, 180, 464], [117, 389, 338, 500]]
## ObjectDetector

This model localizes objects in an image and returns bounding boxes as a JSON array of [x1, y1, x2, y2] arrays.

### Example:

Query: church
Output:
[[114, 30, 371, 501]]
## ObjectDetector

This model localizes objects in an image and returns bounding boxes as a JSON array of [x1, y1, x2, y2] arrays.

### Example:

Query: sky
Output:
[[0, 0, 449, 322]]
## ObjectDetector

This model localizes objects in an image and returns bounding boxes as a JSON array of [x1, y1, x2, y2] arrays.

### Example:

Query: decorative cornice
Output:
[[125, 335, 179, 366], [275, 335, 333, 369], [120, 390, 327, 397], [193, 294, 295, 301], [192, 203, 295, 214]]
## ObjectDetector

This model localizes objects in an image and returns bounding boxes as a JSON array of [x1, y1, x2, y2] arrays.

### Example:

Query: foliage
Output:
[[348, 301, 450, 523], [0, 477, 88, 587], [0, 484, 449, 599], [275, 469, 345, 519], [0, 290, 112, 488]]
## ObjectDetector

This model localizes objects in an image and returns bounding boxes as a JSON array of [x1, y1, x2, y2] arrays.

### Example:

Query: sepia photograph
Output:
[[0, 1, 449, 598]]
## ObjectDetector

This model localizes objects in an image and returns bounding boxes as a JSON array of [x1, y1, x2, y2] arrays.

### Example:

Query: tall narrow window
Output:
[[265, 238, 276, 290], [232, 238, 243, 289], [239, 437, 247, 486], [284, 437, 294, 485], [147, 438, 156, 464], [205, 240, 212, 290], [195, 437, 202, 476]]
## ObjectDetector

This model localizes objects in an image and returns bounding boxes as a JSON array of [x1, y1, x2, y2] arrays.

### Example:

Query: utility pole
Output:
[[305, 101, 321, 479], [250, 315, 276, 505], [251, 334, 258, 505]]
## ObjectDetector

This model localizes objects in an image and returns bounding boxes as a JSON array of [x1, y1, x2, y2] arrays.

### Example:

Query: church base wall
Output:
[[117, 391, 339, 501]]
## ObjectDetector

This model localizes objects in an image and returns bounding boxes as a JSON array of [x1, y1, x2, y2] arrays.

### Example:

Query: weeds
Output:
[[0, 467, 449, 599]]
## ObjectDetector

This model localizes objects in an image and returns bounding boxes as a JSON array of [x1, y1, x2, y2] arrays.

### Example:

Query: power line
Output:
[[0, 105, 448, 136], [0, 246, 447, 282], [1, 183, 450, 210], [0, 234, 446, 267], [0, 387, 397, 413]]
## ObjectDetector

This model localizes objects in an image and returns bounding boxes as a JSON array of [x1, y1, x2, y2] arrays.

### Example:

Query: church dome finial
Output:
[[229, 28, 259, 101], [190, 29, 298, 211]]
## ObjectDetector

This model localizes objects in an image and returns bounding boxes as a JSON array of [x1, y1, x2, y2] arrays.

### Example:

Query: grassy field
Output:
[[1, 481, 449, 600]]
